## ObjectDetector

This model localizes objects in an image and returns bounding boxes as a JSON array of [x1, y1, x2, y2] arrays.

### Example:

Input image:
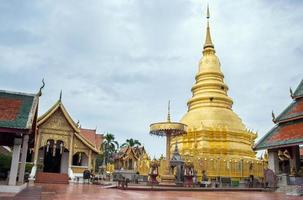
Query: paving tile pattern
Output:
[[0, 184, 302, 200]]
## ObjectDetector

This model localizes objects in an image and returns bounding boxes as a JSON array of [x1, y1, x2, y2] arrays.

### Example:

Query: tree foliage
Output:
[[121, 138, 141, 148], [101, 133, 119, 165]]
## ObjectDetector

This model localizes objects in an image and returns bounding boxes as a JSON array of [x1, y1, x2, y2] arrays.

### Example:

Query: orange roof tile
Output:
[[79, 128, 103, 150], [80, 128, 101, 148]]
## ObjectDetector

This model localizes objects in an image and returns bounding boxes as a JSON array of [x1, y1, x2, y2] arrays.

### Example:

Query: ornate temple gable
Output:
[[116, 146, 139, 161], [37, 100, 100, 154], [73, 136, 89, 156], [38, 100, 79, 132], [39, 109, 74, 132], [124, 147, 138, 161]]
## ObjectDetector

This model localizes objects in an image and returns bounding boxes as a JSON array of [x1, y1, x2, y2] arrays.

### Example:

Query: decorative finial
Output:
[[207, 4, 210, 19], [76, 120, 80, 127], [167, 100, 171, 122], [59, 90, 62, 101], [290, 87, 294, 98], [203, 4, 214, 51], [38, 78, 45, 97], [272, 110, 276, 122]]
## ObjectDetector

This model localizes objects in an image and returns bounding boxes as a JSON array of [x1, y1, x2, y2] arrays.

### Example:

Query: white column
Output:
[[268, 150, 279, 173], [8, 138, 22, 186], [68, 133, 74, 179], [18, 134, 29, 184], [29, 131, 40, 180]]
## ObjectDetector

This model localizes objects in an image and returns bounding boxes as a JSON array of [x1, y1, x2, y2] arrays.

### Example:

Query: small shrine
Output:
[[169, 143, 184, 185]]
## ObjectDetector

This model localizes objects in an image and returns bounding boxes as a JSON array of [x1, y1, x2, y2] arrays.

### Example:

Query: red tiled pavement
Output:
[[1, 184, 302, 200]]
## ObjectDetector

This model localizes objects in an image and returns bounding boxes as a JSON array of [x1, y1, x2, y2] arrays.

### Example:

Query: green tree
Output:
[[121, 138, 141, 148], [101, 133, 119, 165]]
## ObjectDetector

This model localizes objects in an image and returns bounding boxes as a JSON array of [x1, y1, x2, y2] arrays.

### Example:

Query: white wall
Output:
[[60, 151, 69, 173], [81, 154, 88, 166]]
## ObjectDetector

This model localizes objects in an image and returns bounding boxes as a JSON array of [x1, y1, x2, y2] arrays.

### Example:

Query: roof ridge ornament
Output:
[[272, 110, 276, 123], [290, 87, 294, 98], [38, 78, 45, 97], [59, 90, 62, 102]]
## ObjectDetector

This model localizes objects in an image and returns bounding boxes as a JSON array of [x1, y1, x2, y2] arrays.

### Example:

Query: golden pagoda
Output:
[[170, 6, 264, 179]]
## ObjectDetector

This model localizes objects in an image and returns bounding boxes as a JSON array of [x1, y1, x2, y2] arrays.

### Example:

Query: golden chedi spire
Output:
[[173, 5, 257, 163], [204, 5, 214, 50], [187, 5, 233, 112]]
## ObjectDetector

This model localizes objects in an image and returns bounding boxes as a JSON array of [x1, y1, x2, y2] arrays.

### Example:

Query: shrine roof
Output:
[[115, 146, 138, 159], [0, 90, 38, 130], [275, 98, 303, 122], [133, 146, 146, 157], [254, 119, 303, 150]]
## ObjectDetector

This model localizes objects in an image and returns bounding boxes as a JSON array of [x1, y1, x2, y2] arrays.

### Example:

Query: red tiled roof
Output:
[[0, 90, 38, 130], [95, 134, 103, 150], [255, 120, 303, 150], [269, 122, 303, 143], [287, 100, 303, 115], [0, 98, 22, 121], [80, 128, 103, 149]]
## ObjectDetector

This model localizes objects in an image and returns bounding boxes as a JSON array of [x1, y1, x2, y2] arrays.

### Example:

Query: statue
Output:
[[148, 159, 159, 185], [183, 161, 194, 187]]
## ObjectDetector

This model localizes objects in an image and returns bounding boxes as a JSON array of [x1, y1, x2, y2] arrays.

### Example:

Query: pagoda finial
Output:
[[207, 4, 210, 19], [59, 90, 62, 101], [167, 100, 171, 122], [203, 4, 215, 52]]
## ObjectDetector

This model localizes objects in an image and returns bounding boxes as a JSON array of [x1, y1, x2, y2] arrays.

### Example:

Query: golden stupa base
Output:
[[160, 174, 176, 185]]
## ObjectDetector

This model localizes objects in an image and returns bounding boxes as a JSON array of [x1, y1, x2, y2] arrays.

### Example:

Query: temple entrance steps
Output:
[[35, 172, 69, 184]]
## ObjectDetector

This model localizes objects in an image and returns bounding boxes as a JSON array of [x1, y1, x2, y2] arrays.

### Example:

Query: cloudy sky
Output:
[[1, 0, 302, 157]]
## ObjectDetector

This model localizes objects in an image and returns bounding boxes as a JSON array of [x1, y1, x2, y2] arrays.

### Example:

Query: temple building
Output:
[[29, 96, 103, 183], [170, 7, 264, 179], [254, 80, 303, 180], [0, 88, 40, 192], [114, 146, 147, 171]]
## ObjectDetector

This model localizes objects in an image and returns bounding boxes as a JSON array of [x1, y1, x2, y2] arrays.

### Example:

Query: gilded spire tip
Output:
[[203, 4, 215, 51], [167, 100, 171, 122]]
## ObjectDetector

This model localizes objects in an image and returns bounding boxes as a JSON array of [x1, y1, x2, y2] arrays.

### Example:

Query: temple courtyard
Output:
[[0, 184, 301, 200]]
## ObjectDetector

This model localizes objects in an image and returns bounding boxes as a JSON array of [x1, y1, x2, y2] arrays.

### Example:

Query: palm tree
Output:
[[121, 138, 141, 148], [102, 133, 119, 165]]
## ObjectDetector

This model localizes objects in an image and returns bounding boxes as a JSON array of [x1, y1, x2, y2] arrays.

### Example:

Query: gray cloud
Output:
[[0, 0, 302, 156]]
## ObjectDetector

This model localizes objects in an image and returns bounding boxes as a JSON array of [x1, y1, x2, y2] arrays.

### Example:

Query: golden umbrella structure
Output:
[[149, 101, 187, 184]]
